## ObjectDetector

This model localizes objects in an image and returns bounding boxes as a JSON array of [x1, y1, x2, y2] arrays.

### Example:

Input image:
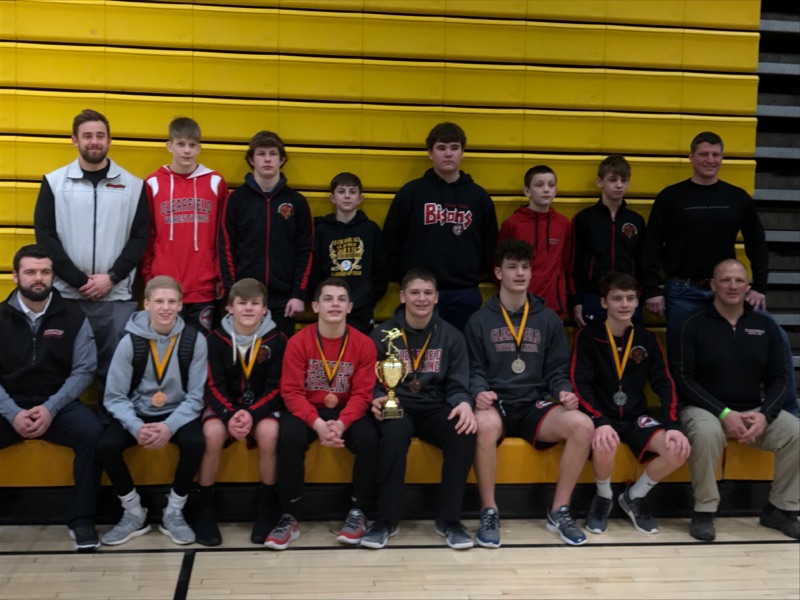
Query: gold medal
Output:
[[324, 393, 339, 408], [152, 390, 167, 407]]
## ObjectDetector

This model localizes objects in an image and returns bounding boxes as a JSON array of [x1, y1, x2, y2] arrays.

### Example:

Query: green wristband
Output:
[[719, 407, 731, 420]]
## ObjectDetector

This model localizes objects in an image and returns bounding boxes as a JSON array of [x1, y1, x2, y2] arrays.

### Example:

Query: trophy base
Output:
[[381, 405, 404, 420]]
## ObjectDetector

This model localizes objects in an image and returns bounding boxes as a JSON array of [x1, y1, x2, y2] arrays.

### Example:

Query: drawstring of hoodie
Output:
[[193, 177, 198, 252], [168, 169, 200, 252]]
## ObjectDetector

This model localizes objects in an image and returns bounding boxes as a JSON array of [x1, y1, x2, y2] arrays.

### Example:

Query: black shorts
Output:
[[495, 399, 560, 450], [202, 407, 279, 449], [607, 415, 663, 463]]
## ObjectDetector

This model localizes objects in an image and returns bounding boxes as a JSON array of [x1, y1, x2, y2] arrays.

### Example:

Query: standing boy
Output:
[[364, 268, 477, 550], [465, 240, 593, 548], [498, 166, 573, 321], [98, 276, 207, 546], [219, 131, 314, 338], [382, 122, 498, 330], [142, 117, 228, 333], [267, 279, 378, 550], [571, 272, 690, 535], [571, 155, 646, 326], [195, 278, 287, 546], [313, 172, 389, 334]]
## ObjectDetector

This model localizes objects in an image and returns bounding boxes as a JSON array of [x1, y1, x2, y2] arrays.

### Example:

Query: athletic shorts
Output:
[[495, 399, 561, 450], [606, 415, 663, 463]]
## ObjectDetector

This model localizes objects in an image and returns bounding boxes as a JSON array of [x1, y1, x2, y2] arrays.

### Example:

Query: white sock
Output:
[[595, 477, 613, 499], [120, 489, 144, 519], [629, 471, 658, 499], [164, 489, 187, 516]]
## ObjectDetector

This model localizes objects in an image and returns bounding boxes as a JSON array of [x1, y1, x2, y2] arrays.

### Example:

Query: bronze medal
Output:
[[409, 378, 422, 393], [324, 393, 339, 409], [152, 390, 167, 407]]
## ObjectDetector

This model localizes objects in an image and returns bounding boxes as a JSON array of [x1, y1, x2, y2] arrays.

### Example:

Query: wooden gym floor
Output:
[[0, 517, 797, 600]]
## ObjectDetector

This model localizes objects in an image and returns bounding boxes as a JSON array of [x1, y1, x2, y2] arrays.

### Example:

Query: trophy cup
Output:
[[375, 328, 408, 419]]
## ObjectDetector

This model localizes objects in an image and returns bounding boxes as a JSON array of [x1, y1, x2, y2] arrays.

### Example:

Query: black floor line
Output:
[[173, 550, 196, 600]]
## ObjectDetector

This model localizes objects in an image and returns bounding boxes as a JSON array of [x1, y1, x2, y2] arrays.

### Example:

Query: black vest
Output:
[[0, 290, 87, 403]]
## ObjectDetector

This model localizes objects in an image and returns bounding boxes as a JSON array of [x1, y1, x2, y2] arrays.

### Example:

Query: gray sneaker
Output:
[[476, 508, 501, 548], [101, 509, 151, 546], [360, 520, 399, 549], [585, 494, 614, 534], [159, 510, 196, 545], [435, 520, 474, 550]]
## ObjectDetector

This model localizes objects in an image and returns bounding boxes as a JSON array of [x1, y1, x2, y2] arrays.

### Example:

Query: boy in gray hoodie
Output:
[[97, 276, 207, 546]]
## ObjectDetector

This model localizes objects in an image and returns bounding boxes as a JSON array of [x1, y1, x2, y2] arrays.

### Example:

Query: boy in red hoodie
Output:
[[142, 117, 228, 332], [498, 165, 573, 320]]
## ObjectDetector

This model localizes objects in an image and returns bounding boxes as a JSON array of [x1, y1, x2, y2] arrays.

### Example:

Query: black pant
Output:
[[0, 401, 104, 527], [277, 407, 378, 514], [97, 417, 205, 497], [376, 405, 476, 524]]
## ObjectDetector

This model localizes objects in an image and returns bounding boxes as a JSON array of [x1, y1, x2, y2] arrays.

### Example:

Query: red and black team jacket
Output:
[[570, 320, 679, 430]]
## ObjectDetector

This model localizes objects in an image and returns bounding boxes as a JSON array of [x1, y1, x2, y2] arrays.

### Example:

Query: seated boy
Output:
[[97, 276, 207, 546], [571, 155, 645, 326], [142, 117, 228, 333], [571, 272, 690, 535], [313, 172, 389, 335], [194, 278, 287, 546], [465, 240, 592, 548], [219, 131, 313, 338], [268, 278, 378, 550], [365, 268, 477, 550], [498, 165, 572, 320]]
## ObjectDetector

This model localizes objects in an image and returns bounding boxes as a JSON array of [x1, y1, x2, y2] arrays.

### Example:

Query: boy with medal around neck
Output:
[[465, 239, 593, 548], [364, 267, 477, 551], [98, 276, 207, 547], [269, 278, 378, 550], [571, 272, 689, 536], [195, 278, 288, 546]]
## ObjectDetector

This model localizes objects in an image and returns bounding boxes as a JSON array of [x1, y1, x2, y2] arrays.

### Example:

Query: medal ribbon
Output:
[[314, 326, 349, 388], [400, 329, 433, 376], [604, 321, 635, 385], [237, 336, 263, 381], [499, 300, 530, 353], [149, 335, 178, 388]]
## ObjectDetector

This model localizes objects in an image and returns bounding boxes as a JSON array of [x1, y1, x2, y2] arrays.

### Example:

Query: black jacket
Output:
[[313, 210, 389, 312]]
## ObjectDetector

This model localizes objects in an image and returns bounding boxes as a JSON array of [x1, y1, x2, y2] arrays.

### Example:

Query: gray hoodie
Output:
[[103, 310, 207, 437]]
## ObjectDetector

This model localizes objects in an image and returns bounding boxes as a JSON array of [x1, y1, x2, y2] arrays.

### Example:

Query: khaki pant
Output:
[[681, 406, 800, 513]]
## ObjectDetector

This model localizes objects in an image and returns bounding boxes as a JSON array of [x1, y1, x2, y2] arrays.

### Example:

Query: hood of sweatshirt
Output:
[[316, 210, 370, 228], [125, 309, 186, 341], [422, 167, 475, 187], [243, 172, 287, 196], [219, 311, 278, 365], [482, 290, 548, 317]]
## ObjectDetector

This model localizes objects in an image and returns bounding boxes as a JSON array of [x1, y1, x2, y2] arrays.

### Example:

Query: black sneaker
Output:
[[69, 523, 100, 552], [689, 511, 716, 541], [585, 494, 614, 534], [618, 487, 659, 534], [434, 520, 474, 550], [360, 520, 399, 549], [194, 507, 222, 547], [251, 511, 280, 545], [760, 503, 800, 540]]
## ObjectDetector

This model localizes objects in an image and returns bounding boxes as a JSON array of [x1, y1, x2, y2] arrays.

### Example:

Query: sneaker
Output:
[[476, 508, 501, 548], [360, 520, 399, 549], [689, 511, 716, 541], [546, 506, 587, 546], [759, 503, 800, 540], [337, 508, 367, 545], [585, 494, 614, 534], [434, 520, 474, 550], [618, 488, 659, 534], [264, 514, 300, 550], [69, 523, 101, 552], [159, 510, 196, 545], [101, 509, 151, 546], [194, 508, 222, 547]]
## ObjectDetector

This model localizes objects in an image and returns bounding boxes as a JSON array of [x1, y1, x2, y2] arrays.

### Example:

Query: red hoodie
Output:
[[498, 206, 573, 319], [142, 164, 228, 303]]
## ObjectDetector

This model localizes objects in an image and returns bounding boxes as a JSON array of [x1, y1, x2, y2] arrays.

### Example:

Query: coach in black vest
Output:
[[0, 244, 102, 551]]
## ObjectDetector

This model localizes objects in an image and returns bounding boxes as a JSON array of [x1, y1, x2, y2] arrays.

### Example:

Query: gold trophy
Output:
[[375, 328, 409, 419]]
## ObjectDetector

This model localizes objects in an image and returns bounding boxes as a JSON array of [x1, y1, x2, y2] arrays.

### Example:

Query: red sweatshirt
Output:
[[142, 164, 228, 303], [280, 324, 377, 429], [498, 206, 573, 319]]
